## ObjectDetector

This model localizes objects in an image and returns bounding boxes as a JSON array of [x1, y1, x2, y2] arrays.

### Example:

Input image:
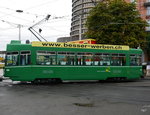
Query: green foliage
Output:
[[85, 0, 147, 49]]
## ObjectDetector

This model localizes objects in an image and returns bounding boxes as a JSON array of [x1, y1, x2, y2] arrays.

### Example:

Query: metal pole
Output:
[[18, 24, 21, 41], [79, 15, 82, 40]]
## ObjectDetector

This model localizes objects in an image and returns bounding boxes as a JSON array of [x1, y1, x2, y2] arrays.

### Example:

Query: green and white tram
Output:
[[4, 40, 143, 83]]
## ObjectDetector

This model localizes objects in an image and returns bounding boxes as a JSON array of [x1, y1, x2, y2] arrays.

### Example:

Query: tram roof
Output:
[[6, 40, 142, 53]]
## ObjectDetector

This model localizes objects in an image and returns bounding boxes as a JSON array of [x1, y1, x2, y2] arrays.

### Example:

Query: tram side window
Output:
[[76, 52, 93, 66], [20, 51, 31, 65], [57, 52, 67, 65], [66, 52, 76, 65], [76, 53, 85, 65], [57, 52, 76, 65], [37, 51, 56, 65], [111, 54, 126, 66], [137, 55, 142, 66], [94, 53, 111, 66], [6, 52, 19, 66], [94, 53, 103, 66], [130, 54, 142, 66], [84, 53, 93, 65], [101, 53, 111, 66]]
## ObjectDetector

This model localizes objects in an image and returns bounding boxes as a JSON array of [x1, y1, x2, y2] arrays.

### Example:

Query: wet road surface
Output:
[[0, 69, 150, 115]]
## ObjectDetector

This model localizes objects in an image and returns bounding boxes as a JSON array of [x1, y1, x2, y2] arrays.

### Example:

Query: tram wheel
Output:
[[0, 78, 2, 82], [31, 78, 62, 84], [55, 78, 62, 84], [31, 79, 40, 84], [106, 77, 127, 82], [48, 78, 62, 84]]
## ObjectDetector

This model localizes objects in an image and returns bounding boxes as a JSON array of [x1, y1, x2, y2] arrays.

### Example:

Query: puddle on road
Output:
[[73, 102, 95, 107]]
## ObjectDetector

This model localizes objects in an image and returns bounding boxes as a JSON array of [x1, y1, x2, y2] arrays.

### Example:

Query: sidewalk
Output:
[[142, 76, 150, 80], [0, 69, 3, 79], [0, 69, 3, 81], [0, 69, 3, 75]]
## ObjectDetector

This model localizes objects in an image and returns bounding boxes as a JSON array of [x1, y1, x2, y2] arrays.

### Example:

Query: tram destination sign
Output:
[[32, 41, 129, 50]]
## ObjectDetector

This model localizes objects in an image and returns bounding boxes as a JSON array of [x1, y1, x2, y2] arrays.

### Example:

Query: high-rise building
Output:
[[70, 0, 101, 41]]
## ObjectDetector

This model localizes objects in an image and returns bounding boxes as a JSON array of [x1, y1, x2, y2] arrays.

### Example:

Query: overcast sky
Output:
[[0, 0, 72, 50]]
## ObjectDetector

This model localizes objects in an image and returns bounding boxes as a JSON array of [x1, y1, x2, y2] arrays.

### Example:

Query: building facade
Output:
[[57, 37, 71, 42], [126, 0, 147, 21], [70, 0, 102, 41], [140, 0, 150, 31]]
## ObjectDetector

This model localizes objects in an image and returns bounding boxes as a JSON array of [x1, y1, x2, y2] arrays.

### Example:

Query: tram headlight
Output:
[[6, 69, 10, 72]]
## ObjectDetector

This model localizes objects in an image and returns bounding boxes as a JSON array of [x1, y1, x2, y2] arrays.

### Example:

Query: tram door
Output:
[[20, 51, 31, 65]]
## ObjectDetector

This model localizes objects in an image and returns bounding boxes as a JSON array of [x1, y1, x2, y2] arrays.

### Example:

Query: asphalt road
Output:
[[0, 70, 150, 115]]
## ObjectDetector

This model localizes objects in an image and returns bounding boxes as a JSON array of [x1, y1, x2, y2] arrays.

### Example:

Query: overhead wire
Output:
[[0, 0, 63, 15], [0, 0, 71, 26], [0, 9, 71, 30], [0, 27, 17, 31], [0, 7, 47, 25], [0, 19, 31, 28], [32, 15, 71, 33], [0, 6, 45, 17], [41, 25, 70, 33], [0, 0, 71, 42], [44, 34, 70, 39], [0, 11, 34, 23], [24, 0, 61, 11], [0, 13, 71, 30]]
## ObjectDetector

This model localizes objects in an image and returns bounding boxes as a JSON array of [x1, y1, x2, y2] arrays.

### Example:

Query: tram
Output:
[[4, 40, 143, 83]]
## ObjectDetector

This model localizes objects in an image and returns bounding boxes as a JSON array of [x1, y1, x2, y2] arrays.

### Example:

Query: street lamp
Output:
[[17, 24, 22, 41], [1, 20, 23, 41], [16, 10, 23, 13], [16, 9, 24, 41], [79, 15, 82, 40]]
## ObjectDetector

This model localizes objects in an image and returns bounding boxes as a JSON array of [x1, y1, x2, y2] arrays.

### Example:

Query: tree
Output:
[[85, 0, 147, 48]]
